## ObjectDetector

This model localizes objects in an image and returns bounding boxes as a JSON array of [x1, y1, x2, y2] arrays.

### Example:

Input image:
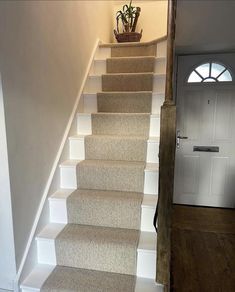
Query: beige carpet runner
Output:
[[97, 92, 152, 113], [42, 47, 155, 291], [41, 266, 136, 292]]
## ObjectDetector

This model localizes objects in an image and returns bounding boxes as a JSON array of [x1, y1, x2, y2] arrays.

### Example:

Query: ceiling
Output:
[[176, 0, 235, 54]]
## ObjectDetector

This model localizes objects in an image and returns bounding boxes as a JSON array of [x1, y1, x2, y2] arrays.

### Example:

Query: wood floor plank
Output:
[[171, 205, 235, 292]]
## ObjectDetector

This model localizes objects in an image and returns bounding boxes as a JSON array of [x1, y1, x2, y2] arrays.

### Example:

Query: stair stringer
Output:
[[15, 38, 101, 290]]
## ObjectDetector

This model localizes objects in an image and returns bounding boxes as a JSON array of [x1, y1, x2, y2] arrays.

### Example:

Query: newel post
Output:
[[156, 0, 177, 291]]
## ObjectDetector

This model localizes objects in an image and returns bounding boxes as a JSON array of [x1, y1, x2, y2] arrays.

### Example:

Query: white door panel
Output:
[[174, 54, 235, 208]]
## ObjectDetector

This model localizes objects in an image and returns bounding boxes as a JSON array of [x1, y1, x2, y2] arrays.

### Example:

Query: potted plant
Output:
[[114, 0, 142, 43]]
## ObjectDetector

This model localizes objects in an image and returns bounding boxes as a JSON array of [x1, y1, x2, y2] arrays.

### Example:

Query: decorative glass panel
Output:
[[211, 63, 225, 78], [203, 78, 216, 82], [188, 62, 232, 83], [195, 63, 210, 78], [188, 71, 202, 83], [217, 70, 232, 82]]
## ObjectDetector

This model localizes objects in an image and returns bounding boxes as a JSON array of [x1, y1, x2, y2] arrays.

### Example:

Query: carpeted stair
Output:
[[102, 73, 153, 92], [67, 189, 143, 229], [107, 56, 155, 73], [39, 41, 160, 292], [41, 266, 136, 292], [97, 91, 152, 113], [55, 224, 139, 275], [85, 135, 147, 161], [77, 160, 145, 192], [91, 113, 150, 136]]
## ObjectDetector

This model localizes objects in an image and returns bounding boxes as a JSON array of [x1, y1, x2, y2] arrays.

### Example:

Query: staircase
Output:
[[21, 38, 167, 291]]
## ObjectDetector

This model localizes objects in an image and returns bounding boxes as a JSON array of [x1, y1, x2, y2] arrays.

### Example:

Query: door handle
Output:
[[176, 130, 188, 148]]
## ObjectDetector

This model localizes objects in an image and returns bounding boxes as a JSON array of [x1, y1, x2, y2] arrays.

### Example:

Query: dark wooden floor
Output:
[[171, 205, 235, 292]]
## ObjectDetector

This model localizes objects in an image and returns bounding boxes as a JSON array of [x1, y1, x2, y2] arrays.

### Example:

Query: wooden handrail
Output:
[[155, 0, 177, 291]]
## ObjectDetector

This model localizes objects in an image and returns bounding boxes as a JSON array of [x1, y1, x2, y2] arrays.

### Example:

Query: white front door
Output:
[[174, 54, 235, 208]]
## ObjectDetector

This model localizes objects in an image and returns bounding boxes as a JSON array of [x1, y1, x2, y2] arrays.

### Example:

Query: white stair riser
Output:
[[84, 76, 102, 94], [77, 114, 92, 135], [152, 93, 164, 114], [157, 40, 167, 58], [82, 93, 164, 114], [89, 58, 166, 75], [60, 165, 78, 189], [69, 138, 85, 160], [69, 137, 159, 163], [155, 58, 166, 75], [36, 238, 156, 279], [60, 163, 158, 195], [49, 199, 68, 224], [141, 207, 156, 233], [49, 197, 156, 232], [36, 239, 57, 266], [153, 75, 165, 94], [150, 115, 160, 137], [147, 141, 159, 163], [137, 251, 156, 279], [83, 93, 98, 113], [144, 169, 159, 195], [95, 47, 111, 60], [77, 114, 160, 137], [83, 75, 165, 94], [89, 60, 106, 75]]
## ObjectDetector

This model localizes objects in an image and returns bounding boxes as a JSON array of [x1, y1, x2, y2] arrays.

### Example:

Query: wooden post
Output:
[[164, 0, 177, 105], [156, 0, 177, 290], [156, 105, 176, 289]]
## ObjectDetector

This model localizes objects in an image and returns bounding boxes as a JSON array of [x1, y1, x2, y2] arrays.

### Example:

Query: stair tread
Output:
[[99, 37, 166, 48], [59, 159, 158, 170], [102, 72, 154, 76], [41, 266, 136, 292], [49, 190, 157, 209], [107, 56, 157, 60], [97, 90, 153, 94], [79, 159, 146, 168], [21, 264, 164, 292], [92, 112, 150, 116], [67, 189, 143, 229], [89, 73, 165, 77], [55, 224, 139, 274], [95, 91, 165, 96], [86, 134, 147, 140], [57, 223, 139, 245], [37, 223, 157, 252], [70, 134, 159, 141]]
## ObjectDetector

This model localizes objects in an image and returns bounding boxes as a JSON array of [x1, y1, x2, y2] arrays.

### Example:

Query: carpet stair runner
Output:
[[21, 40, 166, 292]]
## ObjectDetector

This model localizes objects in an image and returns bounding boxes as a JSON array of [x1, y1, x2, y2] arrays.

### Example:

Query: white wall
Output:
[[112, 0, 168, 42], [0, 75, 17, 290], [0, 0, 114, 281], [176, 0, 235, 53]]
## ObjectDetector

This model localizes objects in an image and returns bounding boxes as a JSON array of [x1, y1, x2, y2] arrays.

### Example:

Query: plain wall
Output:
[[113, 0, 168, 42], [0, 75, 17, 290], [0, 0, 114, 280], [176, 0, 235, 53]]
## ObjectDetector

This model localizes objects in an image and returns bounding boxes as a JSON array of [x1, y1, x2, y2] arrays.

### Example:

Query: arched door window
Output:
[[188, 62, 232, 83]]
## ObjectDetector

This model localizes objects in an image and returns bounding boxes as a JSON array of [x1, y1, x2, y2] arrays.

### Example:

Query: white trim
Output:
[[15, 38, 100, 288]]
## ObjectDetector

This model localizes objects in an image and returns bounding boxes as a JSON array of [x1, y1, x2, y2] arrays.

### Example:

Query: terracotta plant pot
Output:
[[114, 31, 142, 43]]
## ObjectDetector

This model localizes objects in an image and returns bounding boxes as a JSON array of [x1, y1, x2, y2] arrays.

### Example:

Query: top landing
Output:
[[99, 36, 167, 58]]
